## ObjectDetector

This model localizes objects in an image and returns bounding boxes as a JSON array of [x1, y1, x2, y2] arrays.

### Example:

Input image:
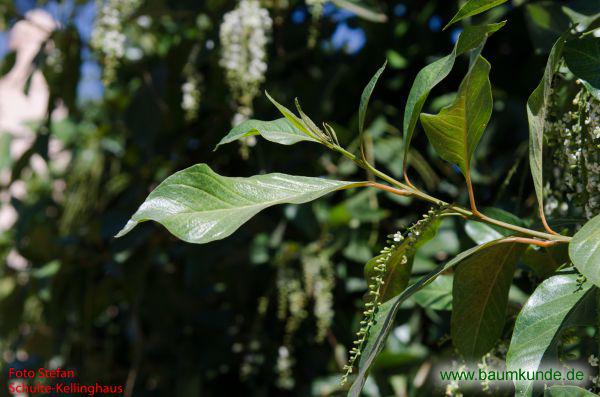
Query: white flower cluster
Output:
[[181, 74, 201, 121], [341, 207, 442, 385], [219, 0, 272, 124], [545, 85, 600, 220], [302, 254, 335, 342], [91, 0, 141, 84]]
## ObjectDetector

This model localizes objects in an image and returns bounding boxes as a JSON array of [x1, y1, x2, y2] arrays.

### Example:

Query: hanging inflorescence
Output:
[[219, 0, 272, 126], [91, 0, 142, 85], [341, 207, 443, 385], [545, 82, 600, 220]]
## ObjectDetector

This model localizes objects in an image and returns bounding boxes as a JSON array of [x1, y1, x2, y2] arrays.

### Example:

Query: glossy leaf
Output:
[[569, 214, 600, 288], [420, 55, 492, 176], [215, 118, 318, 150], [116, 164, 361, 244], [544, 385, 598, 397], [359, 61, 386, 137], [564, 36, 600, 90], [527, 38, 564, 226], [402, 22, 504, 170], [506, 273, 593, 396], [445, 0, 508, 30], [451, 242, 524, 359], [348, 239, 510, 396]]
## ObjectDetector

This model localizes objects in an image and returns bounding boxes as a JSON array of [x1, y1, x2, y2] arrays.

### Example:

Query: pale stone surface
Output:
[[0, 10, 68, 262]]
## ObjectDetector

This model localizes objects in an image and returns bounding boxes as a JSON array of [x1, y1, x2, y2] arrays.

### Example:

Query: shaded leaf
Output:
[[348, 239, 511, 396], [420, 56, 492, 176], [445, 0, 508, 30], [569, 214, 600, 288], [364, 218, 440, 303], [215, 118, 317, 150], [116, 164, 361, 244], [452, 242, 525, 359], [412, 275, 453, 310], [359, 61, 387, 138], [506, 273, 593, 396], [522, 244, 568, 278], [402, 22, 505, 171], [527, 38, 565, 226], [564, 36, 600, 90]]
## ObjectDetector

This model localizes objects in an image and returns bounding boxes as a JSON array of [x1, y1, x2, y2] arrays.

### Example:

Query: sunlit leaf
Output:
[[116, 164, 362, 244], [569, 214, 600, 288], [420, 55, 492, 177], [506, 273, 594, 396], [215, 118, 318, 150], [544, 385, 598, 397], [445, 0, 508, 30], [402, 22, 504, 174]]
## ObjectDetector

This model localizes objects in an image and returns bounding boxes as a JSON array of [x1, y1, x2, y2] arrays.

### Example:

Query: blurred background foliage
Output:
[[0, 0, 598, 396]]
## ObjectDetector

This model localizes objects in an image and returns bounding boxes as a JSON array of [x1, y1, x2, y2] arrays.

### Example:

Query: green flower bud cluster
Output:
[[341, 207, 441, 385]]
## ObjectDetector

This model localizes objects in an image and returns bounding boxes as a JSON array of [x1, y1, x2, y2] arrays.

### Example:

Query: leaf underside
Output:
[[402, 22, 504, 169], [116, 164, 357, 244], [420, 55, 493, 176], [215, 118, 318, 149]]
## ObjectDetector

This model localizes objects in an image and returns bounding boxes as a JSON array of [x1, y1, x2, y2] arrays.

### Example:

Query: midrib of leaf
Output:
[[467, 243, 517, 354]]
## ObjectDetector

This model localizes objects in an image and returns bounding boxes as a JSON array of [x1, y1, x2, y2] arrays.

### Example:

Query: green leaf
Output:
[[412, 275, 453, 310], [348, 239, 510, 396], [420, 55, 492, 177], [215, 118, 318, 150], [544, 385, 598, 397], [569, 214, 600, 288], [364, 218, 440, 303], [451, 242, 525, 359], [445, 0, 508, 30], [265, 91, 313, 137], [402, 22, 505, 171], [359, 61, 387, 138], [564, 36, 600, 90], [527, 38, 565, 224], [465, 208, 523, 244], [506, 273, 593, 397], [116, 164, 361, 244], [522, 244, 568, 278]]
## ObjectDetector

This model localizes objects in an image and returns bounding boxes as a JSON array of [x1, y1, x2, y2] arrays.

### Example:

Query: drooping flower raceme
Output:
[[91, 0, 141, 84], [342, 207, 442, 385], [545, 84, 600, 220], [219, 0, 272, 124]]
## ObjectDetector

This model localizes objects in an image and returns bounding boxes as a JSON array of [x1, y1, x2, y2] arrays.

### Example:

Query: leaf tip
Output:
[[115, 219, 138, 238]]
